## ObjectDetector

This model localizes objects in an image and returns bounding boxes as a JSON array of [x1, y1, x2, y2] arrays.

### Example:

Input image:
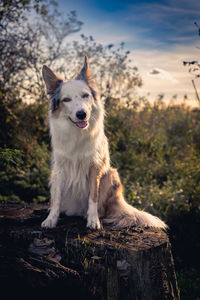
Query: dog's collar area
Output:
[[68, 116, 88, 129]]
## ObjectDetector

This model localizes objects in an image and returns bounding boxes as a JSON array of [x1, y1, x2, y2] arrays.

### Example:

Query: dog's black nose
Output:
[[76, 110, 86, 120]]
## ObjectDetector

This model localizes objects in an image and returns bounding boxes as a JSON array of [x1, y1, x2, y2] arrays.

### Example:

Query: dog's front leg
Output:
[[87, 165, 101, 230], [41, 172, 61, 228]]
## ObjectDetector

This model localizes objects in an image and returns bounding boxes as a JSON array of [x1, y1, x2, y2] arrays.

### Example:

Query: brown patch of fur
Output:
[[98, 168, 123, 217], [89, 163, 106, 203], [54, 101, 64, 119], [89, 166, 100, 203]]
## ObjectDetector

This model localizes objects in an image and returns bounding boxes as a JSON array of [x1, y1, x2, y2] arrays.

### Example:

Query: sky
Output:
[[57, 0, 200, 105]]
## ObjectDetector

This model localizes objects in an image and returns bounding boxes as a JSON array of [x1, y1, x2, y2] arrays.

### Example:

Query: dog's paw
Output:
[[41, 217, 57, 228], [87, 214, 101, 230]]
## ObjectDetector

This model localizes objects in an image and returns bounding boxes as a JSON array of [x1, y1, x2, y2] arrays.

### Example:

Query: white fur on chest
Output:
[[55, 157, 90, 216], [50, 117, 105, 217]]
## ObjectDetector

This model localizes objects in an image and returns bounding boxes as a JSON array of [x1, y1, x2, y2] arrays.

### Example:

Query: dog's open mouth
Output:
[[69, 117, 88, 129], [76, 121, 88, 128]]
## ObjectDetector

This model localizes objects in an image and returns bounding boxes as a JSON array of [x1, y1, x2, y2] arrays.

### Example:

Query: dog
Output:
[[41, 56, 167, 230]]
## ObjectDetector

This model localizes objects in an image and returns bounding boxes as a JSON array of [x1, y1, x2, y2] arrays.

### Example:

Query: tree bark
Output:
[[0, 203, 179, 300]]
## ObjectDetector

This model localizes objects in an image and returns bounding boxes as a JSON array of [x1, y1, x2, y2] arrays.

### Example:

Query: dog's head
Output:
[[42, 56, 99, 130]]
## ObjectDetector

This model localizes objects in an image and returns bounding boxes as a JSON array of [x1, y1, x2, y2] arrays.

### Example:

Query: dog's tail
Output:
[[104, 197, 167, 229], [102, 169, 167, 230]]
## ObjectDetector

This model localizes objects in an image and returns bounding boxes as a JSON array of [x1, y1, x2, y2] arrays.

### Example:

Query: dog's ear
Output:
[[42, 65, 63, 95], [76, 56, 97, 99], [76, 56, 93, 85]]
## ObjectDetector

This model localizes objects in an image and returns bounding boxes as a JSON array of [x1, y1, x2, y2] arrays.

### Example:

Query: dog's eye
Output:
[[62, 97, 71, 102], [82, 93, 89, 98]]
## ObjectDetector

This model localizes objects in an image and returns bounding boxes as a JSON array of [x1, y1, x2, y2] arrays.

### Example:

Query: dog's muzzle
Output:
[[68, 116, 88, 129]]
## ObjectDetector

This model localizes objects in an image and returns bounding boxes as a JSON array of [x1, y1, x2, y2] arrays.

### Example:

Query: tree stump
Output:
[[0, 203, 179, 300]]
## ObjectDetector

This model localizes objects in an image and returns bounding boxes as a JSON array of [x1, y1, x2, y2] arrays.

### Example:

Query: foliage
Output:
[[0, 142, 50, 203], [0, 147, 22, 166], [106, 99, 200, 218]]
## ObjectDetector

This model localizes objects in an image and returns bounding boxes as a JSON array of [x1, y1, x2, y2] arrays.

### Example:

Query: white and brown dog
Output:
[[41, 56, 167, 230]]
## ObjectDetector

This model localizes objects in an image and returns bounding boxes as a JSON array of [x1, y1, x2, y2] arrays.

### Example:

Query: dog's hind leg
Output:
[[41, 172, 62, 228], [87, 165, 102, 230]]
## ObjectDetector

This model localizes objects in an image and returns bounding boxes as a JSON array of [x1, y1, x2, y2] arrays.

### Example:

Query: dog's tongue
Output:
[[76, 121, 88, 128]]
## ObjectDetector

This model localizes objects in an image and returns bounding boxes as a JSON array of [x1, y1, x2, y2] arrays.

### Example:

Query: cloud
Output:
[[130, 44, 200, 105], [148, 68, 178, 83], [149, 69, 160, 75]]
